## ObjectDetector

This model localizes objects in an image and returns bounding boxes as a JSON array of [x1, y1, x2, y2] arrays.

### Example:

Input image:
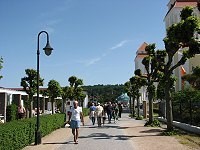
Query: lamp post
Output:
[[35, 31, 53, 145]]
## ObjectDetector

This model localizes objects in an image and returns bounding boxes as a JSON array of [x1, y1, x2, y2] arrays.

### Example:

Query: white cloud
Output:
[[110, 40, 129, 50], [86, 57, 101, 66]]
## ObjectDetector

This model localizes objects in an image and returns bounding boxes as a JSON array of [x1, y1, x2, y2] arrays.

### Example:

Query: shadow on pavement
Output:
[[140, 128, 163, 134], [79, 132, 162, 141], [42, 141, 74, 145]]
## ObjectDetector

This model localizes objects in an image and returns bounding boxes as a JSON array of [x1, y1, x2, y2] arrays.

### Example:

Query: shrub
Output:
[[0, 113, 65, 150], [144, 119, 161, 127], [6, 104, 17, 122]]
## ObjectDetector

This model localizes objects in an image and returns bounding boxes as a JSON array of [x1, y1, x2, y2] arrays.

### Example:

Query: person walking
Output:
[[118, 103, 123, 118], [67, 101, 84, 144], [18, 104, 26, 119], [89, 103, 96, 125], [106, 102, 113, 123], [95, 103, 104, 127]]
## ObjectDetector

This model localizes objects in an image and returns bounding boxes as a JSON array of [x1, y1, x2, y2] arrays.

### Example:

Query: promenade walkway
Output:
[[23, 111, 190, 150]]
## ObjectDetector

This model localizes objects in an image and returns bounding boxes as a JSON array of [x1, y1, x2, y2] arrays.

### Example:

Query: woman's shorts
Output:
[[70, 120, 81, 129]]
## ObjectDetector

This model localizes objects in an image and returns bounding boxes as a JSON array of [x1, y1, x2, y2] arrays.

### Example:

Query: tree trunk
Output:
[[165, 82, 174, 131], [137, 95, 140, 118], [129, 96, 132, 114], [148, 93, 154, 124], [132, 97, 136, 117], [29, 97, 33, 118], [51, 97, 54, 114]]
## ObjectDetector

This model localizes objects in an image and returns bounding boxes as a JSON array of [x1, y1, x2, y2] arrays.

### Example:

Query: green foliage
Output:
[[67, 76, 85, 102], [82, 108, 89, 116], [172, 87, 200, 126], [21, 68, 44, 117], [136, 116, 143, 120], [0, 113, 65, 150], [144, 119, 160, 127], [83, 84, 125, 103], [21, 69, 43, 97], [47, 79, 62, 114], [6, 104, 18, 122], [162, 129, 179, 136], [47, 79, 62, 99]]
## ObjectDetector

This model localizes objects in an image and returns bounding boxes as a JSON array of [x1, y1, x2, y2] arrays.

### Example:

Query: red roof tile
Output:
[[175, 2, 197, 7], [138, 42, 148, 51]]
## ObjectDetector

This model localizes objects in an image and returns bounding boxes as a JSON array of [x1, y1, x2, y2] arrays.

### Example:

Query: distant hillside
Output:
[[82, 84, 125, 103]]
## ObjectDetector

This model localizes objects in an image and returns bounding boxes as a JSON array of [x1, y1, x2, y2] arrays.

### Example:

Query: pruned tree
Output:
[[129, 76, 146, 119], [47, 79, 62, 114], [160, 6, 200, 131], [67, 76, 86, 105], [135, 44, 165, 125], [21, 69, 43, 118], [124, 81, 135, 116]]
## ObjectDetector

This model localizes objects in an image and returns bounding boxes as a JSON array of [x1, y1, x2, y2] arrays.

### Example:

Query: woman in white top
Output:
[[68, 101, 84, 144]]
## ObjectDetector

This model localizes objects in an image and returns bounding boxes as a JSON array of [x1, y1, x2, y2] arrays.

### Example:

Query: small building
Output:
[[0, 87, 28, 123], [116, 93, 130, 107]]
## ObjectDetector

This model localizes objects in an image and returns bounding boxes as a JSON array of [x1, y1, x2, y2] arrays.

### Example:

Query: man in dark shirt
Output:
[[106, 102, 112, 123]]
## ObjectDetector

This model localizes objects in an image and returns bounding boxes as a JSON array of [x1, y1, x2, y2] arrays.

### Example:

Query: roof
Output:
[[0, 88, 28, 95], [165, 0, 198, 19], [135, 42, 148, 60], [138, 42, 148, 51], [175, 2, 197, 7], [116, 93, 129, 102]]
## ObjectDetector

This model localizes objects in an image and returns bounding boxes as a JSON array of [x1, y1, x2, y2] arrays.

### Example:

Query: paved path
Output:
[[24, 112, 191, 150]]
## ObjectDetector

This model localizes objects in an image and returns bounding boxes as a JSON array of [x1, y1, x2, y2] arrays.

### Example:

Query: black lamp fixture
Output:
[[35, 31, 53, 145]]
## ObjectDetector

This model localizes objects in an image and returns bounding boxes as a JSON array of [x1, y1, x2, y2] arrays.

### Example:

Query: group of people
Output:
[[89, 101, 123, 126], [65, 101, 123, 144]]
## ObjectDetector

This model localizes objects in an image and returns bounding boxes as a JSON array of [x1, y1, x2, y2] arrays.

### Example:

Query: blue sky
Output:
[[0, 0, 169, 88]]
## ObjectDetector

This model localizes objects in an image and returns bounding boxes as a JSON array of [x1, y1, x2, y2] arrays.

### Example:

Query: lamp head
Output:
[[43, 41, 53, 56]]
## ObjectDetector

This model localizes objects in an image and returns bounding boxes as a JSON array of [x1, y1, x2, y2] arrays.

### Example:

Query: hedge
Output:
[[0, 113, 65, 150]]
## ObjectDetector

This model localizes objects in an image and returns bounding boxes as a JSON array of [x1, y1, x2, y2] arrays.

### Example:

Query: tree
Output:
[[124, 81, 134, 116], [0, 57, 3, 80], [21, 69, 43, 118], [129, 76, 146, 119], [124, 81, 137, 117], [47, 79, 62, 114], [67, 76, 86, 105], [160, 7, 200, 131], [135, 44, 165, 124]]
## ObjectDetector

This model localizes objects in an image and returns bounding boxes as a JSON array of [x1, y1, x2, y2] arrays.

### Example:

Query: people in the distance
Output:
[[67, 101, 84, 144], [89, 103, 96, 125]]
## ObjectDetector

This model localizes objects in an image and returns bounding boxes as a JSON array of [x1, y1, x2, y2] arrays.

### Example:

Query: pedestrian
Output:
[[67, 101, 84, 144], [102, 104, 107, 126], [95, 103, 104, 127], [118, 103, 123, 118], [114, 103, 119, 122], [89, 103, 96, 125], [106, 102, 113, 123], [18, 104, 26, 119], [65, 101, 71, 121]]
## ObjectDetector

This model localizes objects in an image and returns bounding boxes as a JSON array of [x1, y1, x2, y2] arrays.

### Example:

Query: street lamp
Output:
[[35, 31, 53, 145]]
